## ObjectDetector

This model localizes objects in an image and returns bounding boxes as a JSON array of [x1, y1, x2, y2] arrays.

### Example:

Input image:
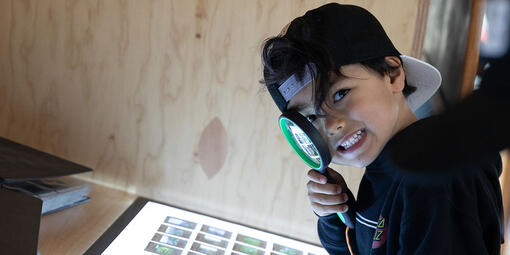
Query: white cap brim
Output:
[[401, 55, 442, 111]]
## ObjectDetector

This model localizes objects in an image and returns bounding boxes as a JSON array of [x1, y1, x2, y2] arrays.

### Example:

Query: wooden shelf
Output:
[[38, 181, 136, 254]]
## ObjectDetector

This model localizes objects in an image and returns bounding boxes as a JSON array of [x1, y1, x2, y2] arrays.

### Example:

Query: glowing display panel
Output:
[[102, 202, 327, 255]]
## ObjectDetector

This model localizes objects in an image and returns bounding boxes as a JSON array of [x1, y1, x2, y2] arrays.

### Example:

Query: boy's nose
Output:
[[326, 117, 346, 136]]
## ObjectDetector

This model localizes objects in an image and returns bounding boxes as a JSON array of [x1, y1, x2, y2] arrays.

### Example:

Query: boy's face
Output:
[[287, 59, 412, 168]]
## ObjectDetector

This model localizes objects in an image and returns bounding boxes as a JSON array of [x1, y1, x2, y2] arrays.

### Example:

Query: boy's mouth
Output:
[[337, 129, 366, 152]]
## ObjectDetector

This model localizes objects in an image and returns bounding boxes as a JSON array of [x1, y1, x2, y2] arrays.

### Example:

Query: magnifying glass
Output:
[[279, 110, 355, 229]]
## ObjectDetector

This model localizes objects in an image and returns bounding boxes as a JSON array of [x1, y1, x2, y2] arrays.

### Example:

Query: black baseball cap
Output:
[[266, 3, 441, 112]]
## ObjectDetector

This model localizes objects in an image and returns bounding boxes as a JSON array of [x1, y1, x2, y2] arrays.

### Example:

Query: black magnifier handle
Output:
[[318, 168, 356, 229]]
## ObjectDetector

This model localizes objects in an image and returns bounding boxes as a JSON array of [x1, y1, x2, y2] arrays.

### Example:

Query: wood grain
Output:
[[0, 0, 425, 244]]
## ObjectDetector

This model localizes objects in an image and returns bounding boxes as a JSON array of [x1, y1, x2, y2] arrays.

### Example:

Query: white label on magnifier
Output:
[[289, 125, 321, 162]]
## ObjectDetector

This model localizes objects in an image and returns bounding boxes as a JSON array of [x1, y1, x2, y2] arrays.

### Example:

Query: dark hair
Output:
[[261, 34, 416, 114]]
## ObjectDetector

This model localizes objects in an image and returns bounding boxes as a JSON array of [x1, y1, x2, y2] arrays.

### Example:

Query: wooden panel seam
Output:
[[459, 0, 486, 100], [410, 0, 430, 58]]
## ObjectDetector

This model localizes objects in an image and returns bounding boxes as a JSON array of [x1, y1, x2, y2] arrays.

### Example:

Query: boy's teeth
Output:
[[341, 129, 365, 149]]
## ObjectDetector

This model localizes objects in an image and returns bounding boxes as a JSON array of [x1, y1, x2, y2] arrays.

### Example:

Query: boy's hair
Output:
[[260, 34, 416, 115]]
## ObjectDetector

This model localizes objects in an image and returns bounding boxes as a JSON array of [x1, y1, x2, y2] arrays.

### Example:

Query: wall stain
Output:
[[197, 117, 228, 179]]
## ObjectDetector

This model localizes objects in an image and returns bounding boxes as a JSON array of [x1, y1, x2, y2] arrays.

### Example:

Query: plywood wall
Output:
[[0, 0, 426, 243]]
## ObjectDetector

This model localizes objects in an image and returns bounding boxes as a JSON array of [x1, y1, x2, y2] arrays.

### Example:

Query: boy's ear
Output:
[[385, 56, 405, 93]]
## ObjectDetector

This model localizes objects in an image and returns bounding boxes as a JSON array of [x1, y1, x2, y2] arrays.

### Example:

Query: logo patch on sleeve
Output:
[[372, 216, 388, 249]]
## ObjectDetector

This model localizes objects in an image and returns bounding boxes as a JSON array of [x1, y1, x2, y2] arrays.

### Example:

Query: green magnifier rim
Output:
[[279, 117, 322, 170]]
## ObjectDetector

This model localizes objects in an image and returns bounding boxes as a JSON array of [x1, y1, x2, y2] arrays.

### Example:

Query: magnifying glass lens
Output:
[[278, 113, 353, 228], [279, 118, 322, 169]]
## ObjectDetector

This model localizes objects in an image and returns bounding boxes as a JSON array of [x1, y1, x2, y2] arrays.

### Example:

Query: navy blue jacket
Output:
[[317, 136, 504, 254]]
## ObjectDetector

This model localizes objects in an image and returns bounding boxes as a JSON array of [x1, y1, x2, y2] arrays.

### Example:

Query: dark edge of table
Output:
[[84, 197, 148, 255]]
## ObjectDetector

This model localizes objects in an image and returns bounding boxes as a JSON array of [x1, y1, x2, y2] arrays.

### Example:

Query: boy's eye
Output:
[[305, 114, 317, 123], [333, 89, 350, 102]]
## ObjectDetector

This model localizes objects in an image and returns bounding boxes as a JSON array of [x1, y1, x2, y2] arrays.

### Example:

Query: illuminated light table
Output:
[[85, 198, 328, 255]]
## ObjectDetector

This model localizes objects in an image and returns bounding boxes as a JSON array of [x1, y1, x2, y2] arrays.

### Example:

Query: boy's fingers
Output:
[[307, 169, 326, 184], [326, 168, 347, 187], [307, 181, 342, 195], [326, 167, 345, 184], [308, 192, 348, 205], [311, 202, 348, 216]]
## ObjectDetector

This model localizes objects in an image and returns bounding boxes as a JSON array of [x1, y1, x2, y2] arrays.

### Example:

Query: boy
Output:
[[260, 3, 503, 255]]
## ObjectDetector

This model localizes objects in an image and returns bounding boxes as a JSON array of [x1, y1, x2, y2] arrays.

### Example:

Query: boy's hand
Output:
[[306, 168, 349, 217]]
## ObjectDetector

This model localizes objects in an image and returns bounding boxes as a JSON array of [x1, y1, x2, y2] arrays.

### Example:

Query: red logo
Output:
[[372, 216, 388, 249]]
